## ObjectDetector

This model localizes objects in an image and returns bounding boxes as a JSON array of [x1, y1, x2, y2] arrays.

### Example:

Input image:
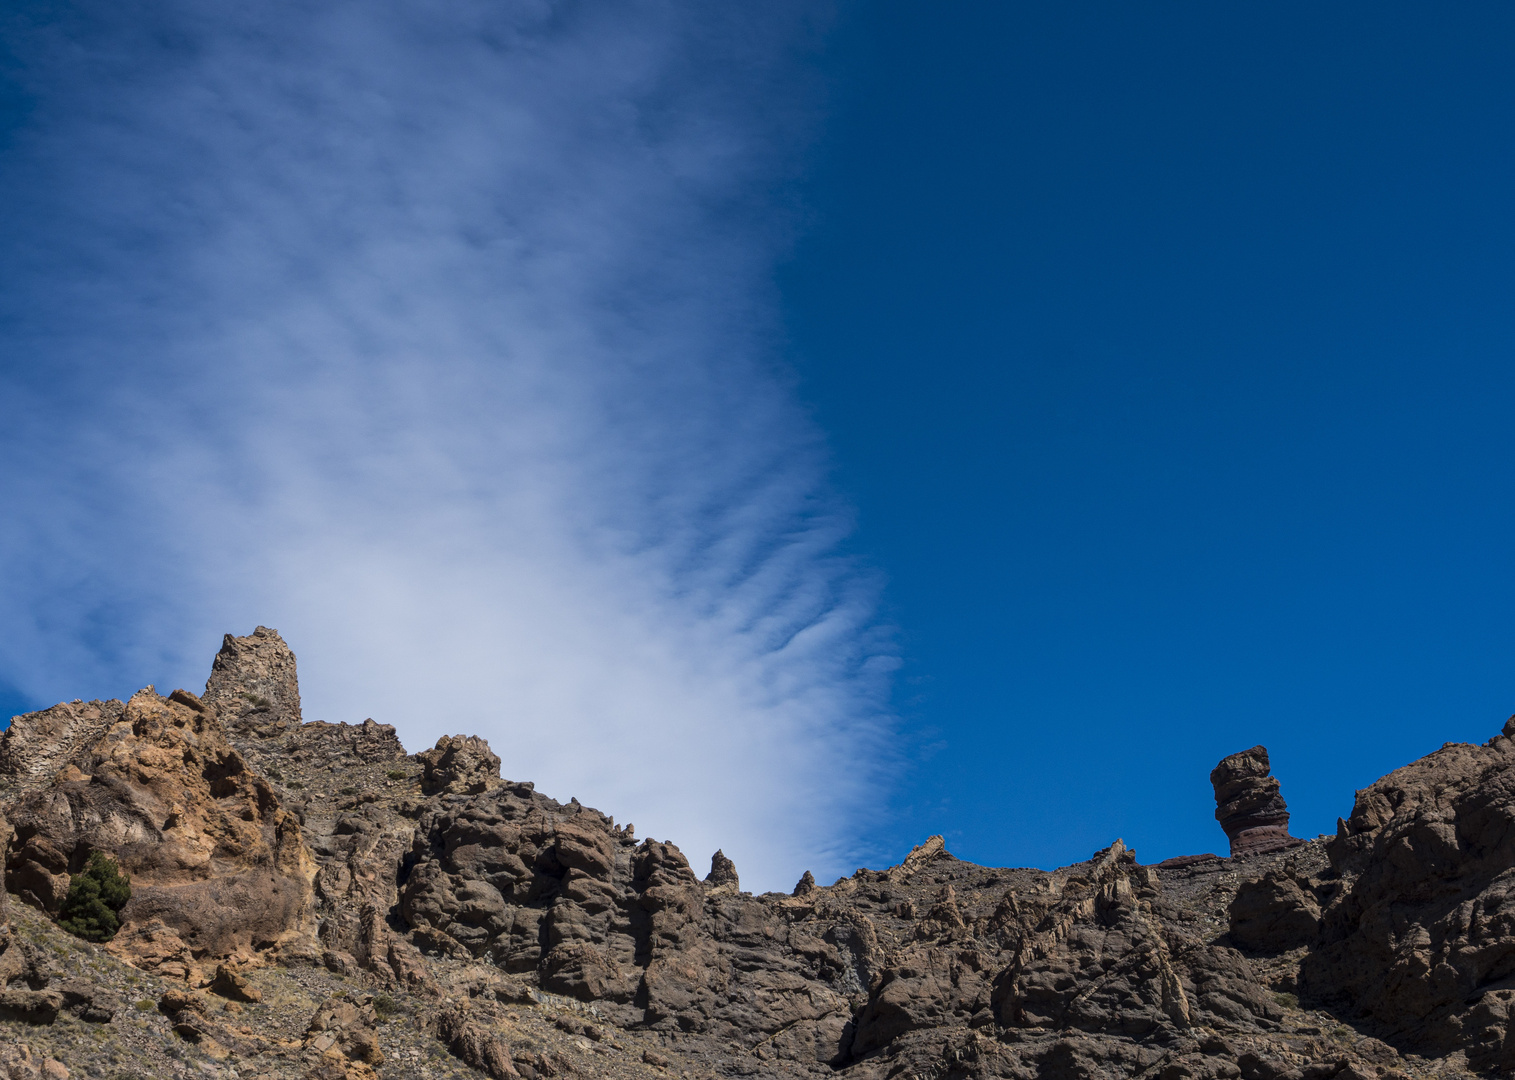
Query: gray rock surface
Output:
[[703, 850, 739, 894], [418, 735, 503, 796], [202, 625, 303, 740]]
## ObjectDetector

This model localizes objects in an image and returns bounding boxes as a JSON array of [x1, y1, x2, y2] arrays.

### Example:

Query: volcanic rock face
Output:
[[0, 699, 124, 795], [1211, 745, 1304, 857], [3, 686, 314, 979], [418, 734, 503, 796], [1284, 719, 1515, 1072], [2, 629, 1515, 1080], [201, 625, 303, 740], [1228, 866, 1323, 953], [704, 849, 739, 894], [395, 788, 1291, 1074]]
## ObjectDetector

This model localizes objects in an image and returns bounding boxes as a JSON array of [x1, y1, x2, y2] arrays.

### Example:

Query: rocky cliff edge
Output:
[[0, 629, 1504, 1080]]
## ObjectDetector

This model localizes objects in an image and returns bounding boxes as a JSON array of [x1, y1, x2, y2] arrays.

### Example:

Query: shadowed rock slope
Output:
[[0, 629, 1507, 1079]]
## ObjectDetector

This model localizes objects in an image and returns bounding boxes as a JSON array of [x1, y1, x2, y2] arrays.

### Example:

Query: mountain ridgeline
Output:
[[0, 628, 1507, 1080]]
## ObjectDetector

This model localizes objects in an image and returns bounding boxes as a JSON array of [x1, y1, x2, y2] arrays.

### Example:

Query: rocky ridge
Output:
[[0, 628, 1507, 1079]]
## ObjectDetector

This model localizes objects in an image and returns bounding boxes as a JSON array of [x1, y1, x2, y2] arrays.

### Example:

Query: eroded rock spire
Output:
[[201, 625, 303, 740], [1210, 745, 1304, 857]]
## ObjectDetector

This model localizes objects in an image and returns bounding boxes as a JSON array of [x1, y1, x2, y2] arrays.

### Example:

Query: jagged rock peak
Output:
[[416, 734, 501, 796], [792, 869, 816, 896], [704, 850, 739, 894], [202, 626, 302, 740], [1210, 744, 1303, 857], [886, 834, 948, 881]]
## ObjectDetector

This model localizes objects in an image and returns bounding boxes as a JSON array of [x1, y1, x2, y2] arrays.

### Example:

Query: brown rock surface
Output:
[[438, 1001, 519, 1078], [0, 1044, 70, 1080], [1287, 719, 1515, 1072], [0, 700, 124, 797], [1228, 864, 1324, 953], [418, 734, 503, 796], [704, 849, 739, 894], [1212, 745, 1305, 857], [0, 626, 1511, 1080], [3, 685, 315, 976], [201, 625, 303, 740], [211, 962, 263, 1003], [304, 994, 386, 1080]]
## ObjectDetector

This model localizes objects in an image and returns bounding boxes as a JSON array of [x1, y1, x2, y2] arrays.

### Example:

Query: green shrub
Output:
[[1272, 991, 1299, 1009], [372, 992, 397, 1021], [58, 852, 131, 942], [340, 786, 358, 796], [386, 771, 408, 781], [238, 691, 272, 707]]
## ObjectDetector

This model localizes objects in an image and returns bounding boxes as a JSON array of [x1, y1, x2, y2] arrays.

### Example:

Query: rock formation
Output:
[[1291, 718, 1515, 1072], [704, 849, 739, 894], [202, 625, 303, 741], [0, 628, 1512, 1079], [0, 699, 124, 796], [418, 734, 503, 796], [5, 685, 313, 981], [1211, 744, 1304, 857]]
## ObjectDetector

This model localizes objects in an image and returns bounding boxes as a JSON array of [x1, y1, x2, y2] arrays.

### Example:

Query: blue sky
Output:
[[2, 3, 1513, 885], [782, 3, 1515, 868]]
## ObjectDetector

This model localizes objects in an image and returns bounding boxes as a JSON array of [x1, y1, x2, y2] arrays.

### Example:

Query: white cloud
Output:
[[0, 0, 894, 890]]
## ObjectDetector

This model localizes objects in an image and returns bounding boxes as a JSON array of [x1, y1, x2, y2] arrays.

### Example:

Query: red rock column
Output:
[[1210, 745, 1304, 857]]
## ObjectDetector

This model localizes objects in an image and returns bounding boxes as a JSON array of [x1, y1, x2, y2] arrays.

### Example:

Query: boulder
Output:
[[437, 1002, 519, 1079], [209, 963, 261, 1003], [303, 995, 385, 1080], [416, 735, 501, 796], [0, 1044, 69, 1080]]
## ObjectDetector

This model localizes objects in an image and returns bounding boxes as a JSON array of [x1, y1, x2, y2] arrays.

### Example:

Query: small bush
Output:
[[287, 780, 304, 789], [372, 993, 397, 1021], [386, 771, 408, 781], [1272, 991, 1299, 1009], [134, 998, 156, 1012], [238, 691, 272, 707], [264, 767, 283, 781], [340, 786, 358, 796], [59, 853, 132, 943]]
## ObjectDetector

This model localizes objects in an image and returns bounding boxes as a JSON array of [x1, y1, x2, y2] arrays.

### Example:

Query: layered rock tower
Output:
[[1211, 744, 1304, 857]]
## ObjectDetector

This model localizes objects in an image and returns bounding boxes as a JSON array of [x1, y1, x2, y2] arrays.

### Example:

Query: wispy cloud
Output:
[[0, 0, 895, 889]]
